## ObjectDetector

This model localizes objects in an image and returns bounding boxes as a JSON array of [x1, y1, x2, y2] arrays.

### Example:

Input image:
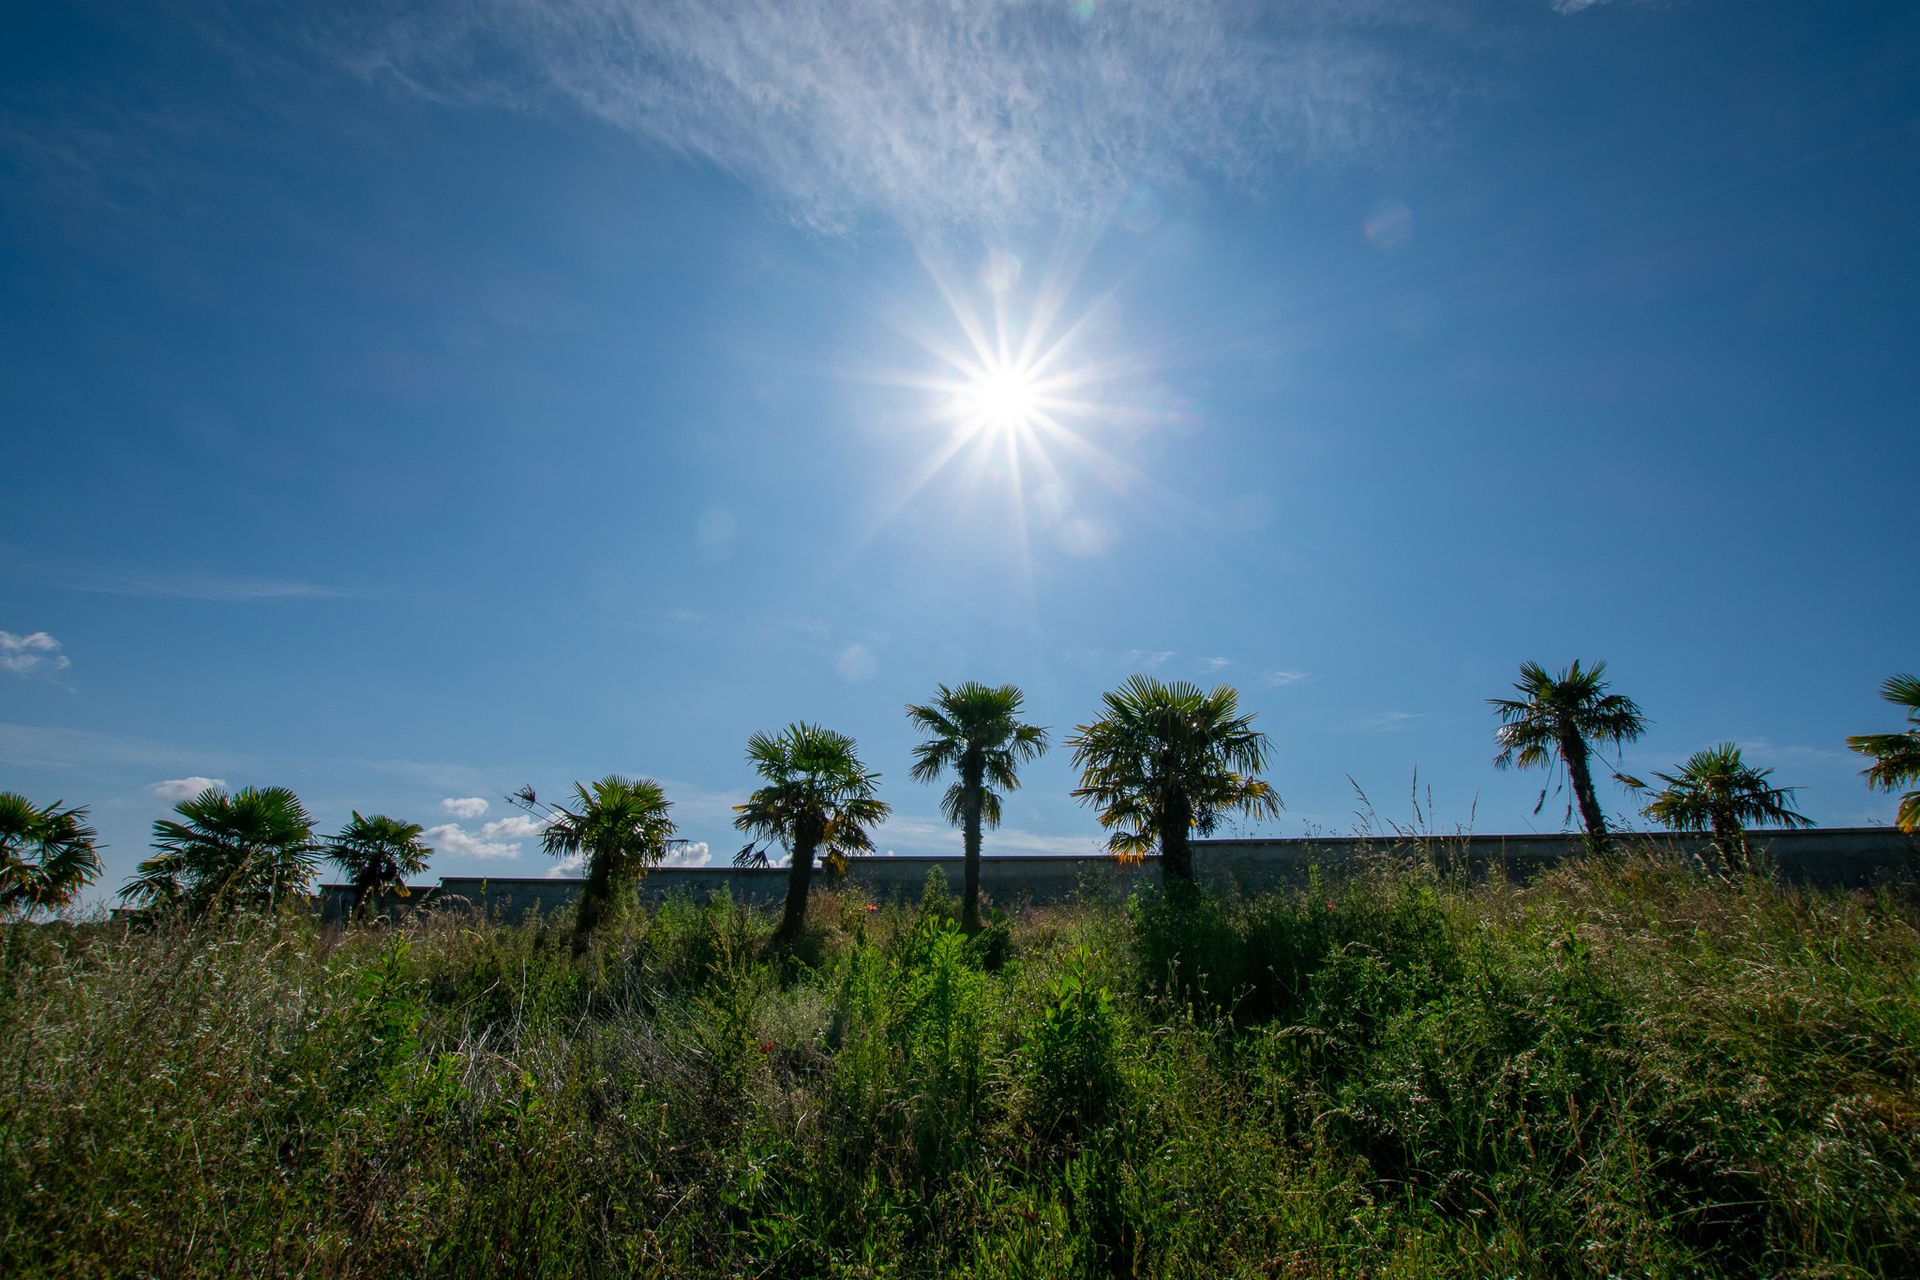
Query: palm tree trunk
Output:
[[775, 830, 818, 946], [1561, 732, 1611, 847], [1711, 810, 1748, 877], [1160, 791, 1196, 888], [962, 765, 983, 934], [573, 857, 613, 955]]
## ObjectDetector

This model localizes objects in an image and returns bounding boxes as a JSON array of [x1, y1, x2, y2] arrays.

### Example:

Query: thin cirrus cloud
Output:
[[341, 0, 1467, 232]]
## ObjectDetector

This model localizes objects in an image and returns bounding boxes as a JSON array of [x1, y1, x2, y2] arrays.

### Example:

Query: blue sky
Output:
[[3, 0, 1916, 899]]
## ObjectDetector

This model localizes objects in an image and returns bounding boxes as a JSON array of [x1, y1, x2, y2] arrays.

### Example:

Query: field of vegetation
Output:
[[4, 851, 1918, 1279]]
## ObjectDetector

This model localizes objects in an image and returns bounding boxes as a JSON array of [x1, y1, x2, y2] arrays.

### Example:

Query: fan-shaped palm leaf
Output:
[[327, 812, 433, 916], [733, 723, 889, 944], [122, 786, 319, 915], [1848, 673, 1920, 831], [1489, 660, 1646, 843], [1066, 675, 1282, 887], [1640, 743, 1812, 874], [0, 793, 102, 918], [906, 681, 1048, 930]]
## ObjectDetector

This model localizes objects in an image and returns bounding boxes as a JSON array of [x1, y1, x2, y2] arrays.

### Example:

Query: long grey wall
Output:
[[317, 827, 1917, 925]]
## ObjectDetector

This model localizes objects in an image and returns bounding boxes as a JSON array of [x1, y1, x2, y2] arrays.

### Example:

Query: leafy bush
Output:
[[3, 850, 1917, 1277]]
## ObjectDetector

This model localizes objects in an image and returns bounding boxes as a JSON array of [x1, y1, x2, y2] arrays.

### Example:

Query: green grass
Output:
[[3, 852, 1918, 1277]]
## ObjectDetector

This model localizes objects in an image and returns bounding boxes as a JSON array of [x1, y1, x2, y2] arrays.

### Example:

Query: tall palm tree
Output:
[[1848, 673, 1920, 832], [326, 812, 433, 917], [121, 785, 320, 914], [0, 793, 102, 919], [1490, 660, 1647, 846], [733, 723, 890, 946], [1638, 743, 1813, 874], [1066, 675, 1282, 889], [906, 681, 1049, 933], [511, 776, 677, 953]]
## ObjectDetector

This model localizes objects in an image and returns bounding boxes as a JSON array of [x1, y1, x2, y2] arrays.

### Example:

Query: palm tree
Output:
[[906, 682, 1049, 933], [1847, 673, 1920, 832], [326, 812, 433, 917], [1066, 675, 1282, 889], [733, 723, 890, 946], [1638, 743, 1813, 874], [1490, 660, 1647, 846], [121, 785, 320, 914], [0, 793, 102, 919], [511, 776, 677, 953]]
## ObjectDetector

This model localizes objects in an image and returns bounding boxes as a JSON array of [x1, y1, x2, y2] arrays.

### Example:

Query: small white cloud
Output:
[[425, 822, 521, 860], [441, 796, 489, 819], [1121, 649, 1175, 670], [1262, 669, 1313, 687], [546, 852, 585, 879], [836, 642, 878, 682], [151, 776, 227, 802], [0, 630, 71, 676], [482, 813, 553, 840], [662, 839, 713, 868], [1199, 656, 1233, 673]]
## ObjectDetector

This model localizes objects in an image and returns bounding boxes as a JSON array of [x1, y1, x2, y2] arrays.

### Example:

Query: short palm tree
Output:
[[1848, 673, 1920, 832], [0, 793, 102, 919], [1490, 660, 1647, 846], [1638, 743, 1813, 874], [326, 812, 433, 917], [122, 785, 320, 914], [733, 723, 890, 946], [906, 681, 1049, 933], [511, 776, 677, 953], [1066, 675, 1282, 888]]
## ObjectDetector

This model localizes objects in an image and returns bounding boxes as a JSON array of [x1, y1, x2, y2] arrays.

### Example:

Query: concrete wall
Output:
[[316, 827, 1917, 925]]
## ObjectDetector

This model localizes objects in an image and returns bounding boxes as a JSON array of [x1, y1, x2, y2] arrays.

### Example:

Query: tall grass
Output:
[[2, 851, 1916, 1277]]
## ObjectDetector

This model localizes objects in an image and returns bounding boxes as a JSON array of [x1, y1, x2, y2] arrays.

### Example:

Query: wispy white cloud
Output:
[[1261, 669, 1314, 687], [1121, 649, 1175, 671], [879, 814, 1104, 858], [151, 776, 226, 802], [62, 570, 350, 601], [836, 642, 879, 682], [441, 795, 490, 819], [1199, 656, 1233, 673], [425, 821, 521, 860], [0, 544, 352, 602], [343, 0, 1462, 232], [0, 721, 245, 772], [0, 631, 71, 677], [1344, 710, 1429, 734]]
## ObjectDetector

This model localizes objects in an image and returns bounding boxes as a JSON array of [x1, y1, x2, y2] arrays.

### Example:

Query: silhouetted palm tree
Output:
[[122, 785, 320, 914], [906, 681, 1049, 932], [1847, 673, 1920, 832], [0, 793, 101, 919], [733, 723, 889, 946], [326, 812, 433, 917], [1638, 743, 1812, 874], [1490, 660, 1646, 846], [512, 776, 677, 953], [1066, 675, 1282, 888]]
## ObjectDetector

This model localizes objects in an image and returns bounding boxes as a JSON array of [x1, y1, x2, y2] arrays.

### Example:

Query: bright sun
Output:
[[960, 362, 1042, 435]]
